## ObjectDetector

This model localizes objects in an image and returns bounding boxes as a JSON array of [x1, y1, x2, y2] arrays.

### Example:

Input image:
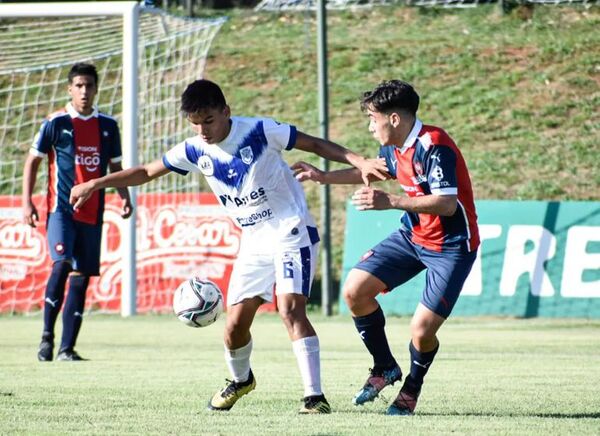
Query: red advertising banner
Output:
[[0, 193, 276, 314]]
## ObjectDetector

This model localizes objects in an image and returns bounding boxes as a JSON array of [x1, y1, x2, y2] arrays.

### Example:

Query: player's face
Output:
[[187, 106, 231, 144], [366, 106, 396, 145], [68, 75, 97, 116]]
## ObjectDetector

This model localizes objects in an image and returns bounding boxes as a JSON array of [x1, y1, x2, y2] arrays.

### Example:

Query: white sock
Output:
[[292, 335, 322, 397], [224, 339, 253, 383]]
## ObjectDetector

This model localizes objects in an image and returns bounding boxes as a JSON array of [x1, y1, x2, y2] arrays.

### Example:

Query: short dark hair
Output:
[[68, 62, 98, 86], [360, 80, 419, 116], [180, 79, 227, 115]]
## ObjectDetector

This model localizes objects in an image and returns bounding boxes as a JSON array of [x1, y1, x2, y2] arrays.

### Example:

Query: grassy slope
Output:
[[202, 5, 599, 201], [1, 314, 600, 434], [198, 5, 599, 283]]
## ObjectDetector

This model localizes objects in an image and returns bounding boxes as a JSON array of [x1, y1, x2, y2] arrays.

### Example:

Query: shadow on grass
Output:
[[413, 411, 600, 419], [340, 408, 600, 420]]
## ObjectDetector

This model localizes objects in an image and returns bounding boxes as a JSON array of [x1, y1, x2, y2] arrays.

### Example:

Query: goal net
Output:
[[0, 3, 230, 315]]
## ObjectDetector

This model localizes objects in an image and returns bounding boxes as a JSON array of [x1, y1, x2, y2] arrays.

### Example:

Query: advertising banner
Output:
[[340, 200, 600, 318], [0, 193, 276, 314]]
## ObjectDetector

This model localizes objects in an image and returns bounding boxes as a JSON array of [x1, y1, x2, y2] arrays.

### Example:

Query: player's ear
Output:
[[389, 112, 401, 128], [223, 105, 231, 118]]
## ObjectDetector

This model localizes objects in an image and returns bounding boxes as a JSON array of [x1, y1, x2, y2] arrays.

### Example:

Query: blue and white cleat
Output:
[[352, 365, 402, 406]]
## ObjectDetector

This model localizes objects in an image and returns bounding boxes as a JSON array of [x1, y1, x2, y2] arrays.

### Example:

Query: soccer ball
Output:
[[172, 277, 224, 328]]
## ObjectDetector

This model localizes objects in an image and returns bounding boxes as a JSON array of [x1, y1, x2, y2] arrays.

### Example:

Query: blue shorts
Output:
[[354, 229, 477, 318], [46, 211, 102, 276]]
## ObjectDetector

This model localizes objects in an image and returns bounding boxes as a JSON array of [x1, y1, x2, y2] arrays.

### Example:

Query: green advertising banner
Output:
[[340, 201, 600, 318]]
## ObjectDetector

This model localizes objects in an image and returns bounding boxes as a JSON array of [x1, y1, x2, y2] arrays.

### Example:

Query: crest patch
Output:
[[240, 146, 254, 164], [197, 155, 214, 176]]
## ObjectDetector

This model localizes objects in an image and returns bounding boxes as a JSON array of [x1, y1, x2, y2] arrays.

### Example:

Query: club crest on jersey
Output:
[[414, 161, 424, 176], [197, 155, 214, 176], [239, 146, 254, 164]]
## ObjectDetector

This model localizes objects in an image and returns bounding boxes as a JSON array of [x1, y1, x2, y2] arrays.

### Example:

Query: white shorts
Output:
[[227, 243, 319, 306]]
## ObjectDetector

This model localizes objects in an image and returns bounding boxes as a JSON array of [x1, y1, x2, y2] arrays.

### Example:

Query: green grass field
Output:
[[2, 314, 600, 435]]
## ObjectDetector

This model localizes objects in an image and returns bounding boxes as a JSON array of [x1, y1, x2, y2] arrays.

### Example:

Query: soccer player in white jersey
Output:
[[70, 79, 387, 414]]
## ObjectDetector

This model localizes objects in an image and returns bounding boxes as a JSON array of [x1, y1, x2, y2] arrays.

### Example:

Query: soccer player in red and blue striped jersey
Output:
[[293, 80, 480, 415], [22, 63, 132, 362]]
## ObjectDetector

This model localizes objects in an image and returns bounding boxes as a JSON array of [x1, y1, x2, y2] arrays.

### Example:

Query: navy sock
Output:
[[407, 340, 439, 393], [60, 274, 89, 352], [42, 261, 72, 339], [352, 305, 397, 370]]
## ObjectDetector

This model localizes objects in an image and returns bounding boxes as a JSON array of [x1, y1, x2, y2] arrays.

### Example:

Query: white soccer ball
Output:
[[172, 277, 224, 328]]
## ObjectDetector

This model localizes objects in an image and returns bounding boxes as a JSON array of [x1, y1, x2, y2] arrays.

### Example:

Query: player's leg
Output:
[[275, 244, 330, 414], [208, 250, 273, 411], [38, 212, 75, 361], [57, 220, 101, 361], [208, 296, 262, 411], [57, 273, 90, 361], [386, 303, 443, 416], [387, 246, 477, 416], [344, 231, 424, 405]]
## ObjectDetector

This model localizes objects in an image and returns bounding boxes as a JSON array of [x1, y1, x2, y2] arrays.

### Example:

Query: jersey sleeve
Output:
[[427, 145, 457, 196], [109, 122, 123, 164], [30, 119, 57, 158], [262, 118, 297, 151], [162, 141, 200, 175], [377, 145, 397, 178]]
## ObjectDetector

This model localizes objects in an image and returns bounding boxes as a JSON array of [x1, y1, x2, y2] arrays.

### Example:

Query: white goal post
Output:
[[0, 2, 226, 316]]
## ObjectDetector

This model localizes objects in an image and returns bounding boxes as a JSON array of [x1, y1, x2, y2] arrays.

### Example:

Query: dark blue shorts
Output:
[[354, 229, 477, 318], [47, 211, 102, 276]]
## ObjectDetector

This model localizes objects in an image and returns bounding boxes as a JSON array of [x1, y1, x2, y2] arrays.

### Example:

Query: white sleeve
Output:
[[162, 140, 200, 175], [261, 118, 297, 152]]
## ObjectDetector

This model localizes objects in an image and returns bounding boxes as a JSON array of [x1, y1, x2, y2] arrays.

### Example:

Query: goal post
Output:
[[0, 2, 226, 316]]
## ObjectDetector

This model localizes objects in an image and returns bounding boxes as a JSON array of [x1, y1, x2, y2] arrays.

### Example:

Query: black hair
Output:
[[360, 80, 419, 116], [180, 79, 227, 115], [68, 63, 98, 86]]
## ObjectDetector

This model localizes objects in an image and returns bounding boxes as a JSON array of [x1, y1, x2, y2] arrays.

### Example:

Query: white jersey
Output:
[[163, 116, 319, 252]]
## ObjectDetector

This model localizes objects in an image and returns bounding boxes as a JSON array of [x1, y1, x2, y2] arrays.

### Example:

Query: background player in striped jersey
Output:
[[293, 80, 480, 415], [23, 63, 133, 362], [69, 79, 388, 413]]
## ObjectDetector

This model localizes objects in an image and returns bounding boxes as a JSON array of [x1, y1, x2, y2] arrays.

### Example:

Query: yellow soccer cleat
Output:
[[207, 370, 256, 411], [299, 394, 332, 414]]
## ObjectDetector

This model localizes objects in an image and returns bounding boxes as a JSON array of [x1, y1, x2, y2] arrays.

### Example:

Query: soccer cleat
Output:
[[352, 365, 402, 406], [207, 370, 256, 411], [386, 383, 420, 416], [56, 349, 86, 361], [299, 394, 331, 414], [37, 337, 54, 362]]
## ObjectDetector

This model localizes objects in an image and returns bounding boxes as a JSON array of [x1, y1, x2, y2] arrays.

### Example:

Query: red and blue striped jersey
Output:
[[30, 103, 122, 225], [378, 119, 480, 253]]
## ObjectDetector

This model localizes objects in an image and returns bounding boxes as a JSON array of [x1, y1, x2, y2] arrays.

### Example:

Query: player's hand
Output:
[[121, 197, 134, 219], [22, 202, 39, 228], [357, 157, 388, 186], [351, 186, 392, 211], [291, 161, 325, 184], [70, 181, 95, 212]]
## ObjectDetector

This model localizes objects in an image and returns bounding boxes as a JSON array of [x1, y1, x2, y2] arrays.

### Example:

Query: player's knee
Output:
[[343, 285, 363, 312], [52, 260, 72, 275], [278, 304, 306, 326]]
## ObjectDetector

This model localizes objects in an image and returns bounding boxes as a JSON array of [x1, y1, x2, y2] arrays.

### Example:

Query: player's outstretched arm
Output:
[[70, 158, 170, 211], [294, 131, 387, 186], [291, 161, 364, 185]]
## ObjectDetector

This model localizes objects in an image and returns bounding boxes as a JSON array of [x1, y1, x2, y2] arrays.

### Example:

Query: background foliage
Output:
[[198, 5, 599, 287]]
